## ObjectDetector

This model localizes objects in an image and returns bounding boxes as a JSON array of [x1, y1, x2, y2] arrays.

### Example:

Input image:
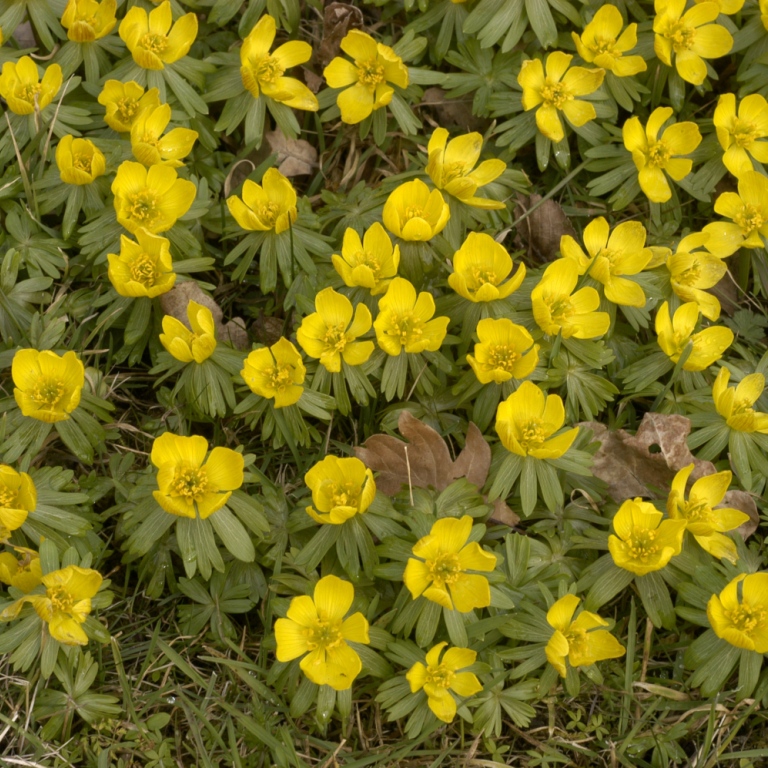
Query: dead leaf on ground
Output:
[[317, 2, 364, 67], [489, 498, 521, 528], [711, 269, 739, 317], [722, 490, 760, 540], [513, 193, 576, 263], [422, 87, 485, 133], [265, 129, 317, 177]]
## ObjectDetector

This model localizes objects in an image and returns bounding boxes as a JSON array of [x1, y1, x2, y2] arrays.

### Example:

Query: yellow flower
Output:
[[448, 233, 525, 303], [130, 104, 198, 167], [382, 179, 450, 242], [425, 128, 506, 209], [227, 168, 297, 234], [762, 0, 768, 34], [61, 0, 116, 42], [0, 465, 36, 540], [704, 171, 768, 258], [0, 565, 103, 646], [275, 575, 370, 690], [323, 30, 409, 124], [12, 349, 84, 423], [240, 14, 318, 111], [698, 0, 744, 13], [296, 287, 374, 373], [55, 136, 106, 186], [241, 337, 306, 408], [517, 52, 604, 143], [545, 594, 626, 678], [495, 381, 578, 459], [0, 57, 62, 115], [0, 547, 42, 593], [404, 516, 497, 612], [714, 94, 768, 177], [560, 217, 652, 307], [107, 231, 176, 298], [304, 456, 376, 525], [712, 366, 768, 434], [373, 277, 450, 356], [406, 643, 483, 723], [467, 318, 539, 385], [98, 80, 161, 133], [119, 0, 197, 70], [151, 432, 244, 519], [707, 573, 768, 652], [665, 232, 727, 321], [667, 464, 749, 562], [653, 0, 733, 86], [332, 223, 400, 295], [623, 107, 702, 203], [572, 5, 646, 77], [531, 259, 610, 339], [655, 301, 733, 371], [159, 300, 217, 364], [608, 498, 686, 575], [112, 161, 196, 235]]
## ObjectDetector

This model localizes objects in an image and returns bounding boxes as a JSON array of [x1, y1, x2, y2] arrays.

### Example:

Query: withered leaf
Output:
[[722, 490, 759, 541], [513, 193, 576, 263], [317, 2, 364, 67], [450, 423, 492, 489], [422, 87, 485, 133], [265, 129, 317, 177], [489, 498, 521, 528]]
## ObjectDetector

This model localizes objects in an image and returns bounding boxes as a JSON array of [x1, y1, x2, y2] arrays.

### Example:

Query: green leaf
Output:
[[209, 507, 255, 563], [636, 571, 675, 630]]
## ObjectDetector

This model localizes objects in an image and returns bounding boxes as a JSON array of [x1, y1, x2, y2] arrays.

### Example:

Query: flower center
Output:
[[540, 80, 572, 110], [130, 252, 161, 287], [647, 140, 671, 167], [666, 22, 695, 52], [547, 296, 574, 325], [140, 132, 161, 148], [425, 663, 455, 689], [322, 323, 349, 353], [735, 204, 764, 234], [17, 83, 42, 106], [48, 585, 75, 614], [30, 377, 66, 409], [680, 498, 713, 524], [353, 249, 380, 275], [626, 530, 660, 562], [726, 603, 765, 634], [71, 18, 98, 41], [305, 618, 344, 650], [0, 487, 18, 508], [323, 480, 361, 509], [442, 161, 468, 183], [255, 54, 284, 84], [115, 97, 139, 126], [139, 33, 168, 56], [171, 465, 209, 502], [73, 153, 93, 175], [267, 364, 294, 392], [471, 267, 498, 287], [387, 311, 423, 345], [519, 419, 546, 451], [563, 626, 589, 656], [732, 118, 757, 148], [357, 59, 385, 87], [427, 553, 462, 586], [592, 37, 619, 57], [258, 201, 280, 227], [487, 344, 520, 372], [127, 190, 160, 226], [404, 206, 424, 220], [674, 259, 702, 286]]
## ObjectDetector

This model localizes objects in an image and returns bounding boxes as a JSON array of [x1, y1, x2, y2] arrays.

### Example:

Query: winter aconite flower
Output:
[[159, 301, 217, 364], [55, 136, 106, 186], [495, 381, 578, 459], [107, 231, 176, 298], [404, 516, 497, 612], [373, 277, 450, 356], [332, 223, 400, 295], [518, 52, 605, 143], [98, 80, 161, 133], [707, 573, 768, 652], [0, 547, 42, 593], [240, 14, 318, 111], [425, 128, 506, 209], [531, 259, 610, 339], [275, 575, 370, 690], [714, 94, 768, 177], [382, 179, 450, 242], [0, 57, 62, 115], [704, 172, 768, 258], [12, 349, 84, 423], [467, 318, 539, 384], [130, 103, 198, 167], [323, 30, 409, 124], [545, 594, 625, 678], [0, 465, 36, 539], [667, 464, 749, 562], [655, 301, 734, 371], [559, 217, 652, 307], [653, 0, 733, 86], [406, 643, 483, 723], [227, 168, 297, 234], [61, 0, 116, 42], [571, 5, 646, 77], [666, 232, 727, 321], [241, 338, 306, 408], [112, 161, 196, 235], [0, 565, 103, 645], [304, 456, 375, 525], [448, 233, 525, 303], [296, 288, 374, 373], [712, 367, 768, 433], [608, 498, 686, 575], [623, 107, 701, 203], [151, 432, 244, 519], [119, 0, 197, 70]]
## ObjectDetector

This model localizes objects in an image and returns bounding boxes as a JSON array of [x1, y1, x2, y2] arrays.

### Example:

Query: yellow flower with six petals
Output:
[[241, 337, 306, 408], [107, 231, 176, 298], [304, 456, 376, 525], [12, 349, 84, 423], [332, 223, 400, 295], [404, 516, 497, 612], [0, 57, 62, 115], [714, 93, 768, 177], [98, 80, 161, 133], [55, 136, 106, 186], [707, 573, 768, 653], [448, 233, 525, 303], [467, 318, 539, 385], [130, 103, 198, 167], [227, 168, 297, 234], [61, 0, 116, 42], [151, 432, 244, 519], [382, 179, 450, 242], [0, 465, 36, 540], [572, 5, 646, 77], [712, 366, 768, 434], [159, 300, 217, 364]]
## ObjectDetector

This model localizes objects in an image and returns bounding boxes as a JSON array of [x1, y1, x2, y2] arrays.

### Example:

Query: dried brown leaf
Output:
[[513, 193, 576, 263], [722, 490, 759, 540], [489, 498, 521, 528], [317, 2, 364, 67], [450, 423, 491, 489], [422, 87, 485, 132], [265, 129, 317, 177]]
